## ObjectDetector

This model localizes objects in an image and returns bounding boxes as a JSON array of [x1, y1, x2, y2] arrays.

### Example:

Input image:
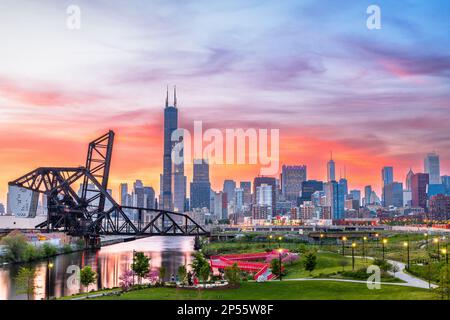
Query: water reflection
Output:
[[0, 236, 194, 300]]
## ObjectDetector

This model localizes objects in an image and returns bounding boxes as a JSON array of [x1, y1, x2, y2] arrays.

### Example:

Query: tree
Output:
[[191, 252, 209, 279], [119, 270, 134, 292], [339, 259, 349, 271], [15, 267, 38, 300], [1, 233, 28, 262], [177, 265, 187, 285], [224, 263, 241, 286], [131, 251, 150, 284], [303, 251, 317, 275], [434, 265, 449, 300], [159, 266, 167, 284], [41, 243, 58, 257], [270, 258, 281, 278], [199, 263, 210, 287], [392, 264, 400, 277], [80, 266, 97, 296]]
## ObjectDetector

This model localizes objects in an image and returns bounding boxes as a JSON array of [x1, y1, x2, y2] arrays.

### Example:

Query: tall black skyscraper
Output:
[[160, 86, 186, 211]]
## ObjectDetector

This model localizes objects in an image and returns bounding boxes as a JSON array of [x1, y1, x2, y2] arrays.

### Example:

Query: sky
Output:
[[0, 0, 449, 203]]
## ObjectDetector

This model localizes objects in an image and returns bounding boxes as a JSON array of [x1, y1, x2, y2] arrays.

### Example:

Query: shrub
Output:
[[62, 244, 73, 254], [1, 233, 29, 262], [41, 243, 58, 257]]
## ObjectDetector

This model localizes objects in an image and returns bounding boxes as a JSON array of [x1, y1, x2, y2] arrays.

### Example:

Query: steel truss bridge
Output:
[[9, 131, 209, 246]]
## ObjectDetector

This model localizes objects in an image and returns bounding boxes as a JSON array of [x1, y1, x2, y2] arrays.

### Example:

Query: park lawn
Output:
[[284, 252, 369, 279], [94, 280, 435, 300]]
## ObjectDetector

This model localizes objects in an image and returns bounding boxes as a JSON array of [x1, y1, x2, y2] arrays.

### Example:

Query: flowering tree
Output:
[[282, 253, 299, 265], [119, 270, 134, 291], [145, 269, 159, 285]]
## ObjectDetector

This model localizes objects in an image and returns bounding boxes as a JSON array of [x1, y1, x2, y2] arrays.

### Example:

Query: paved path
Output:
[[283, 277, 426, 288], [386, 259, 436, 289]]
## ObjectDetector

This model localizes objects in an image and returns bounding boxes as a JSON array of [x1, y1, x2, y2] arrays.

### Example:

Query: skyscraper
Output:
[[281, 165, 307, 202], [424, 152, 440, 184], [364, 185, 372, 206], [405, 168, 414, 191], [327, 152, 335, 182], [381, 166, 394, 205], [253, 176, 277, 210], [349, 190, 361, 206], [324, 181, 344, 220], [299, 180, 323, 204], [190, 159, 211, 210], [160, 86, 186, 212], [223, 180, 237, 205], [240, 181, 252, 205], [119, 183, 128, 206], [383, 182, 403, 208], [381, 166, 394, 186], [411, 173, 429, 210]]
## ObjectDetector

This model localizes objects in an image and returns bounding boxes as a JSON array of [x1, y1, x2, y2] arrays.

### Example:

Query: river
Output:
[[0, 236, 194, 300]]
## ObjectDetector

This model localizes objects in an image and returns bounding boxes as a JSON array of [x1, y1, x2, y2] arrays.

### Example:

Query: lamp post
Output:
[[351, 242, 356, 271], [341, 236, 347, 256], [47, 261, 54, 301], [268, 234, 273, 248], [278, 236, 283, 248], [362, 236, 367, 262], [320, 233, 324, 248], [442, 248, 448, 267], [277, 248, 283, 281], [375, 233, 379, 247], [382, 238, 388, 261], [403, 241, 410, 270], [433, 238, 440, 261], [424, 233, 429, 251]]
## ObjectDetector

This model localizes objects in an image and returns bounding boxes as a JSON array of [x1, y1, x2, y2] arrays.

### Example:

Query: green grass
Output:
[[94, 281, 435, 300]]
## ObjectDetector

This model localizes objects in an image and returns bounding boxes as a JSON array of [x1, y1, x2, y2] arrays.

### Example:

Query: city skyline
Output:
[[1, 0, 450, 203]]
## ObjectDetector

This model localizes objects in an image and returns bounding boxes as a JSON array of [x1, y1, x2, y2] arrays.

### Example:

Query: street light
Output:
[[278, 236, 283, 248], [433, 238, 440, 261], [403, 241, 410, 270], [362, 236, 367, 261], [351, 242, 356, 270], [47, 261, 54, 301], [382, 238, 388, 261], [320, 233, 324, 247], [277, 248, 283, 281], [375, 233, 379, 247], [441, 248, 448, 266], [268, 234, 273, 248], [341, 236, 347, 256], [424, 233, 429, 251]]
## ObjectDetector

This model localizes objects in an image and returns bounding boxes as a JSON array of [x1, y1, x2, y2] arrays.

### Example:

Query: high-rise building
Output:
[[442, 176, 450, 195], [281, 165, 307, 202], [381, 167, 394, 186], [383, 182, 403, 208], [364, 185, 372, 206], [253, 176, 277, 210], [235, 188, 244, 213], [240, 181, 252, 205], [324, 181, 344, 220], [349, 190, 361, 206], [429, 194, 450, 220], [143, 187, 155, 209], [338, 178, 348, 198], [190, 159, 211, 210], [256, 184, 272, 207], [161, 86, 182, 211], [0, 203, 5, 215], [411, 173, 429, 210], [223, 180, 236, 205], [424, 152, 440, 184], [299, 180, 323, 204], [405, 168, 414, 191], [327, 152, 335, 182], [119, 183, 128, 206]]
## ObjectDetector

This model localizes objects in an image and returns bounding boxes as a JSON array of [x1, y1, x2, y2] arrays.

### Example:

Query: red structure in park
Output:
[[210, 250, 290, 281]]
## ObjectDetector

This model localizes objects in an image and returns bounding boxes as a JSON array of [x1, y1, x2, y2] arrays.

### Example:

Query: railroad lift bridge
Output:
[[8, 131, 209, 248]]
